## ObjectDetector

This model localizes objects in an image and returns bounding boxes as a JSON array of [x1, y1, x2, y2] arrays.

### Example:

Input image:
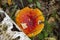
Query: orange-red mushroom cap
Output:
[[15, 7, 45, 37]]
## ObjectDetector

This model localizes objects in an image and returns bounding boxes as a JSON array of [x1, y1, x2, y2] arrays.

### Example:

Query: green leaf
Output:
[[27, 0, 33, 3], [38, 33, 44, 40], [47, 24, 52, 31], [44, 31, 48, 37], [51, 10, 57, 17], [36, 1, 41, 9], [44, 20, 52, 31]]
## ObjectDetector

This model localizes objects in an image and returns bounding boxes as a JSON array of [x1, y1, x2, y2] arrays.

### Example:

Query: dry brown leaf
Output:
[[48, 17, 55, 23]]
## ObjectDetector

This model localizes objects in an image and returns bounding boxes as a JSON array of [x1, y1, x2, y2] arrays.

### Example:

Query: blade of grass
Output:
[[20, 0, 24, 8], [27, 0, 33, 3], [11, 5, 17, 17], [36, 1, 41, 9]]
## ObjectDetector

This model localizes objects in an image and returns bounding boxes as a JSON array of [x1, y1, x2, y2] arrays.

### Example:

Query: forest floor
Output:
[[0, 0, 60, 40]]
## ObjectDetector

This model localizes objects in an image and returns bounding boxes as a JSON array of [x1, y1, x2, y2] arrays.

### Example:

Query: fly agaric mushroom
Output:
[[15, 7, 45, 37]]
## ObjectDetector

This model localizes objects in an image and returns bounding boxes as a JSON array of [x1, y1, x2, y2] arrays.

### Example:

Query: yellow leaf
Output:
[[7, 0, 12, 5]]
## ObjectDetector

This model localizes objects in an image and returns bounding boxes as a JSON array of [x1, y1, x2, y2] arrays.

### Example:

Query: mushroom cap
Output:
[[15, 7, 45, 37]]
